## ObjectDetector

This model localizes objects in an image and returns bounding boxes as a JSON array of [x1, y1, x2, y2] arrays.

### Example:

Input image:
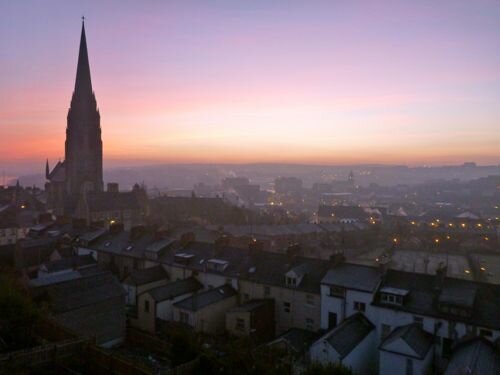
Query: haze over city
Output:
[[1, 1, 500, 374], [2, 0, 500, 176]]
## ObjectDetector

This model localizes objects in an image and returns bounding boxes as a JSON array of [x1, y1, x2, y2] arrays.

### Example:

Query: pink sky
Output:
[[1, 1, 499, 173]]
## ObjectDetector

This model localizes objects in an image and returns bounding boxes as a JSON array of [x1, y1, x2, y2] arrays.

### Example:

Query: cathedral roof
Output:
[[48, 161, 66, 183]]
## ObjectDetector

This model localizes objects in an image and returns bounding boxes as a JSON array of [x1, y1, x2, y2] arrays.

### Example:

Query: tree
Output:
[[0, 268, 41, 351]]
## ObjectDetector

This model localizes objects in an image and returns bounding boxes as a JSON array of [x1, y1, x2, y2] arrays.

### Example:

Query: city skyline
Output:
[[1, 1, 500, 173]]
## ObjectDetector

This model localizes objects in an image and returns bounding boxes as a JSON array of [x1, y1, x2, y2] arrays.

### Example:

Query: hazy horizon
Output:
[[2, 1, 500, 170]]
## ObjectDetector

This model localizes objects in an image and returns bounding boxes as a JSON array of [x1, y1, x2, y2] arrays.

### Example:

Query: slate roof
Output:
[[123, 265, 168, 286], [445, 337, 500, 375], [42, 254, 96, 273], [438, 283, 478, 308], [321, 313, 374, 359], [48, 161, 66, 182], [30, 270, 82, 287], [91, 230, 158, 259], [374, 270, 500, 330], [146, 278, 202, 302], [269, 328, 321, 354], [79, 228, 107, 243], [174, 284, 237, 312], [322, 263, 382, 292], [87, 230, 336, 295], [379, 323, 433, 359], [86, 191, 141, 211], [30, 267, 105, 288], [38, 271, 125, 314]]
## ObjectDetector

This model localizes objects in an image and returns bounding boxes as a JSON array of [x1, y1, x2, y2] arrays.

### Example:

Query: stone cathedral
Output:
[[46, 20, 103, 215]]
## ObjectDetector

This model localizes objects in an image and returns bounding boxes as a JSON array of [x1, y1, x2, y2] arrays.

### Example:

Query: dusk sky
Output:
[[1, 0, 500, 173]]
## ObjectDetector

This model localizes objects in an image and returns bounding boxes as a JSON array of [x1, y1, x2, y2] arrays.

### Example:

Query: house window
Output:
[[243, 293, 250, 301], [180, 311, 189, 324], [405, 358, 413, 375], [305, 318, 314, 330], [236, 318, 245, 331], [413, 316, 423, 328], [286, 277, 297, 287], [480, 329, 492, 338], [381, 293, 403, 305], [306, 294, 315, 306], [283, 302, 291, 313], [144, 300, 150, 313], [381, 324, 391, 340], [329, 285, 345, 298], [225, 278, 232, 285], [353, 301, 366, 312]]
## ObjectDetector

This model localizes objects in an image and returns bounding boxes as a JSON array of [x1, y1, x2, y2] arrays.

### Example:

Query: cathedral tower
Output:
[[46, 19, 103, 215], [65, 19, 103, 196]]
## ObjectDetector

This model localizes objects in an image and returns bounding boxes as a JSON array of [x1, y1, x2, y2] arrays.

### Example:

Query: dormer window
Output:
[[381, 293, 403, 305], [379, 287, 408, 306], [207, 258, 229, 272], [174, 252, 195, 265]]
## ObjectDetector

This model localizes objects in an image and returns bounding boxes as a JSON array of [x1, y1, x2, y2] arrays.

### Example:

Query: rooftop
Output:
[[124, 265, 169, 286], [322, 263, 382, 292], [379, 324, 433, 359], [320, 313, 374, 359], [145, 278, 202, 302], [174, 284, 237, 312], [445, 337, 500, 375], [375, 270, 500, 330]]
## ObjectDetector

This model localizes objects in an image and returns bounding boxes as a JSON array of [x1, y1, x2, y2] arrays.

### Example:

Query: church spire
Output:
[[45, 159, 50, 179], [74, 17, 93, 96]]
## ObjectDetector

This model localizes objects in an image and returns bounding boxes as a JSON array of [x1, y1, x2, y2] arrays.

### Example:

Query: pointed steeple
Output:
[[74, 18, 93, 96], [45, 159, 50, 179]]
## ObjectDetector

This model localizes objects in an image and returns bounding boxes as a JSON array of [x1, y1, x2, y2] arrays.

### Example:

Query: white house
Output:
[[379, 324, 433, 375], [310, 313, 376, 374], [372, 268, 500, 365], [320, 263, 382, 330]]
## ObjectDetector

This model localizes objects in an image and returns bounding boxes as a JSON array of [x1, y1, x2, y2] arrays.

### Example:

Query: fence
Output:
[[86, 345, 152, 375], [0, 338, 89, 369]]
